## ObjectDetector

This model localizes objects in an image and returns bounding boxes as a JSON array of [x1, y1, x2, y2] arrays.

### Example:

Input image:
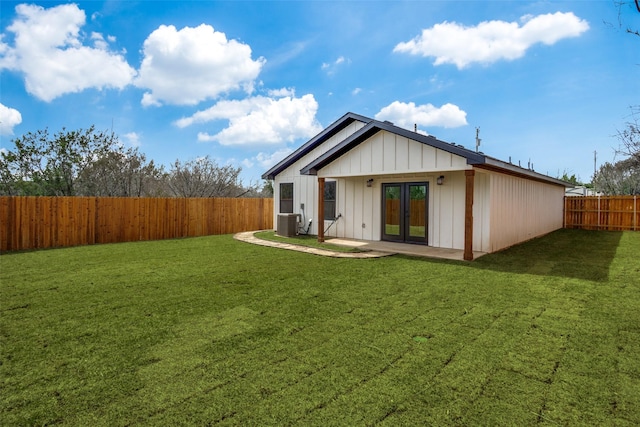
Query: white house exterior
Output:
[[566, 185, 600, 196], [263, 113, 570, 260]]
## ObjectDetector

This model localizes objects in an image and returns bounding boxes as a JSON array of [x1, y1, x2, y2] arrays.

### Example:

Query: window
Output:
[[324, 181, 336, 220], [279, 183, 293, 213]]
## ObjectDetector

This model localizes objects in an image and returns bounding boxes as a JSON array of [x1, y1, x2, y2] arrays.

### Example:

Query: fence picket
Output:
[[564, 196, 640, 231], [0, 196, 273, 252]]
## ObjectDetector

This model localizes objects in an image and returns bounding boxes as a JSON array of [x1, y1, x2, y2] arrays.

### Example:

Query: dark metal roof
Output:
[[475, 156, 572, 187], [263, 112, 573, 188], [300, 119, 486, 175], [261, 112, 372, 180]]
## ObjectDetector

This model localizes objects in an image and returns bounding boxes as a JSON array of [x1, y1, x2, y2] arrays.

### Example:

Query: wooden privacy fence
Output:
[[564, 196, 639, 231], [384, 200, 426, 226], [0, 196, 273, 252]]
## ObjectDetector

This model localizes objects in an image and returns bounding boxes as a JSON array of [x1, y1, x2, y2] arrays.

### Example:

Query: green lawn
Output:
[[1, 229, 639, 425]]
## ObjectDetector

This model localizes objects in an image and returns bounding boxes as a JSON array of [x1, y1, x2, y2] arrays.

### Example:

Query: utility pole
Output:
[[475, 127, 481, 153]]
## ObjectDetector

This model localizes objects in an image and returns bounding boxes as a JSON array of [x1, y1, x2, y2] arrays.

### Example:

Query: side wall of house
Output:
[[487, 172, 565, 252], [273, 120, 366, 235]]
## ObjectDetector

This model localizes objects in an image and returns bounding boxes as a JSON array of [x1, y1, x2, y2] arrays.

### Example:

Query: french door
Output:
[[382, 182, 428, 244]]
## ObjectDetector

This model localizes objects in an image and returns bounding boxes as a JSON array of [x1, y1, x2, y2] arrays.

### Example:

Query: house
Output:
[[262, 112, 571, 260], [566, 185, 599, 196]]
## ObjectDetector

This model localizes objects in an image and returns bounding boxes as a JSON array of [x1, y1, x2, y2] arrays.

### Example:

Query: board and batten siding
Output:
[[331, 170, 491, 251], [332, 177, 377, 240], [273, 120, 366, 236], [274, 125, 564, 254], [487, 172, 565, 252], [316, 132, 478, 248], [473, 171, 491, 252], [318, 131, 468, 178]]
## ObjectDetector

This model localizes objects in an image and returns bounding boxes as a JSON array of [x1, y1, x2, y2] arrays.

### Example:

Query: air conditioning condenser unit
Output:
[[277, 213, 300, 237]]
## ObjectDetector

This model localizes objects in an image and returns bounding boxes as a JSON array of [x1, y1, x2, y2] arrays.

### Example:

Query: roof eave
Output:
[[478, 157, 573, 187]]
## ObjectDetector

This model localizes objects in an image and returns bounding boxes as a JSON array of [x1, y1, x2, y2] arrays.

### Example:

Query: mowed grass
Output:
[[1, 229, 639, 426]]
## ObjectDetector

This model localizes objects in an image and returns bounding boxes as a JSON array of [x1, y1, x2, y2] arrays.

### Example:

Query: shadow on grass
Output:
[[469, 229, 623, 282]]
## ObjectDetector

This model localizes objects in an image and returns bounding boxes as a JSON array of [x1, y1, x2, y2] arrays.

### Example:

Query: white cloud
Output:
[[90, 32, 117, 50], [254, 148, 295, 170], [195, 132, 217, 142], [175, 93, 322, 146], [352, 87, 362, 95], [135, 24, 265, 106], [375, 101, 468, 129], [0, 103, 22, 135], [0, 35, 9, 56], [0, 4, 136, 101], [123, 132, 141, 148], [321, 56, 349, 75], [268, 87, 295, 97], [394, 12, 589, 69]]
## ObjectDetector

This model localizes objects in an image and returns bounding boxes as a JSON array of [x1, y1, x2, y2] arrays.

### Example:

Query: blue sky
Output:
[[1, 1, 638, 185]]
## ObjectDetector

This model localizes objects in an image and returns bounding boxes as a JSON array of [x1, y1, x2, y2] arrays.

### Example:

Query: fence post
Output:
[[597, 195, 601, 230]]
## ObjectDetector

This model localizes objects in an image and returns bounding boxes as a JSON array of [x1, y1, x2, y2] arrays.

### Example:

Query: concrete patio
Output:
[[327, 237, 486, 261]]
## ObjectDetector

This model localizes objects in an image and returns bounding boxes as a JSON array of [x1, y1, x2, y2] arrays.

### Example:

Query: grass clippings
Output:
[[1, 229, 639, 425]]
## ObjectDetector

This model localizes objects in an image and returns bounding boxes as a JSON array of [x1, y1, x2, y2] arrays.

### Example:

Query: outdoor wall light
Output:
[[366, 179, 374, 187], [437, 175, 445, 185]]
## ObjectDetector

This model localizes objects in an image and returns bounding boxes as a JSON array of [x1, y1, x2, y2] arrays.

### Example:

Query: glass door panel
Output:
[[383, 184, 401, 239], [408, 184, 427, 242]]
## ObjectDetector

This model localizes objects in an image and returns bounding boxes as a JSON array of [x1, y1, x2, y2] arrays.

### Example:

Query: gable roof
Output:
[[261, 112, 371, 180], [300, 119, 485, 175], [264, 112, 572, 187]]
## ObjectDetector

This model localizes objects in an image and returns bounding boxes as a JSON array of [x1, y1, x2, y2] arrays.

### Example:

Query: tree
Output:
[[0, 127, 165, 197], [594, 158, 640, 194], [595, 108, 640, 195], [261, 180, 274, 197], [167, 156, 243, 197], [75, 148, 165, 197], [0, 126, 115, 196], [615, 107, 640, 164], [594, 2, 640, 193], [559, 172, 581, 185], [613, 0, 640, 37]]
